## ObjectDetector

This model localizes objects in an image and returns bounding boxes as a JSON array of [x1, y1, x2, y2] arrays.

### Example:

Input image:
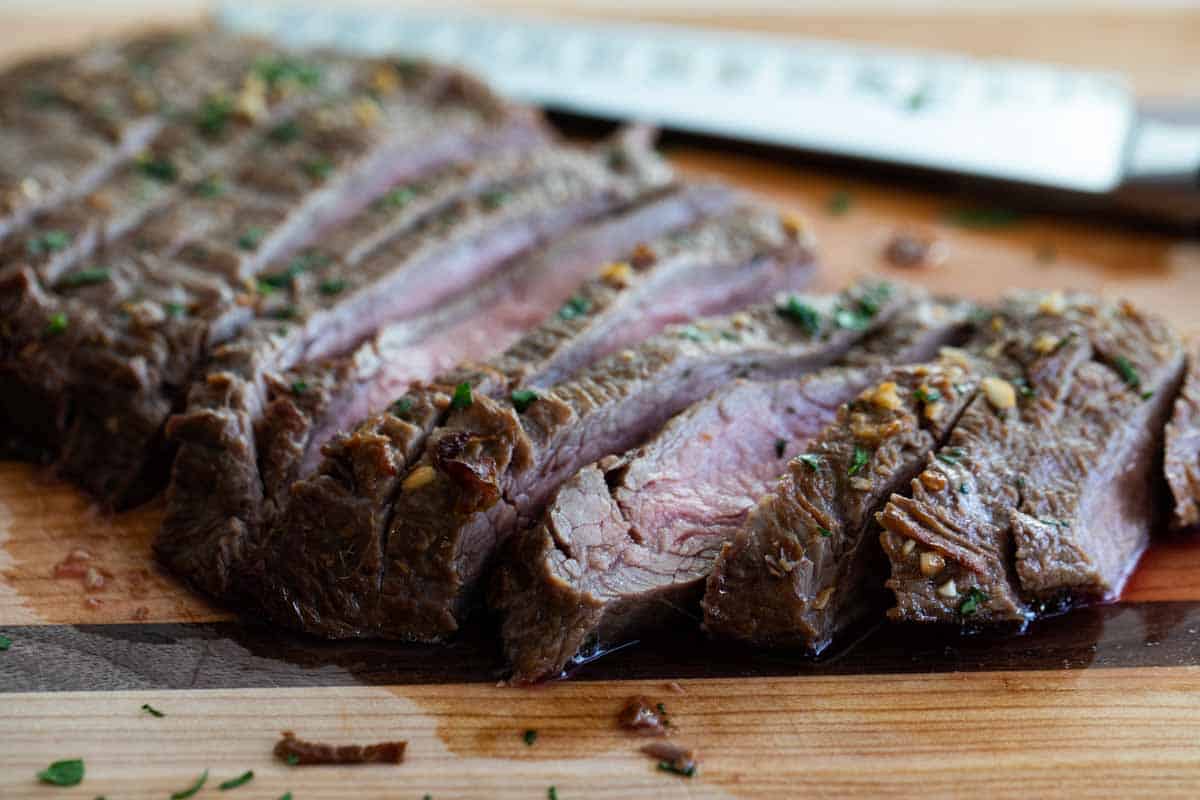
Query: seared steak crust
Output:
[[879, 292, 1186, 624], [1165, 345, 1199, 531]]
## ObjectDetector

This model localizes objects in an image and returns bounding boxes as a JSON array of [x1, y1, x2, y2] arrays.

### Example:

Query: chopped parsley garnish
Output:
[[271, 305, 298, 321], [254, 55, 322, 88], [775, 438, 787, 458], [451, 382, 473, 410], [267, 120, 301, 144], [523, 729, 538, 746], [776, 295, 821, 335], [194, 176, 225, 198], [548, 788, 558, 800], [56, 268, 110, 289], [936, 447, 966, 466], [657, 761, 696, 778], [26, 229, 71, 256], [171, 770, 208, 799], [164, 301, 188, 317], [1114, 355, 1141, 390], [284, 753, 300, 766], [0, 634, 10, 650], [834, 307, 870, 331], [280, 794, 293, 800], [798, 454, 823, 471], [45, 312, 69, 336], [818, 527, 833, 538], [260, 251, 330, 288], [37, 758, 84, 787], [303, 158, 333, 181], [1012, 377, 1035, 398], [905, 85, 931, 112], [219, 771, 254, 791], [511, 389, 538, 413], [558, 294, 592, 320], [237, 226, 265, 251], [391, 397, 414, 418], [914, 387, 942, 404], [679, 325, 705, 342], [480, 189, 511, 210], [138, 156, 178, 183], [826, 189, 853, 216], [141, 703, 165, 717], [847, 446, 870, 477], [377, 186, 416, 210], [945, 207, 1023, 229], [195, 95, 233, 137], [291, 381, 308, 394], [959, 587, 988, 616], [959, 483, 970, 494], [319, 278, 347, 296]]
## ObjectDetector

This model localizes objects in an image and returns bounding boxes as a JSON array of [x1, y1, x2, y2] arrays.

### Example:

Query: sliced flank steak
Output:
[[701, 346, 982, 654], [160, 132, 674, 599], [255, 203, 815, 637], [0, 57, 546, 506], [1164, 344, 1199, 532], [878, 291, 1185, 624], [494, 296, 974, 682], [364, 280, 903, 643]]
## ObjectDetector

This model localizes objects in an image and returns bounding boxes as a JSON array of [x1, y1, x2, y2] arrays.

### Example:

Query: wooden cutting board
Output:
[[3, 8, 1200, 799]]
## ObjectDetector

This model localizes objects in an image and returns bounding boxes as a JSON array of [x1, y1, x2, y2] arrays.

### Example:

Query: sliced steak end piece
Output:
[[879, 292, 1186, 625], [1165, 344, 1200, 532]]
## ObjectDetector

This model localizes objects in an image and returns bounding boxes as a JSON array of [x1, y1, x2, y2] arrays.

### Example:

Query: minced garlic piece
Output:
[[1032, 333, 1060, 355], [599, 261, 633, 288], [401, 465, 437, 491], [235, 74, 267, 121], [920, 552, 945, 577], [982, 377, 1016, 410], [1039, 290, 1066, 315], [939, 346, 971, 369], [370, 66, 401, 95], [936, 578, 958, 598], [812, 586, 835, 610], [352, 96, 381, 127], [864, 380, 903, 411]]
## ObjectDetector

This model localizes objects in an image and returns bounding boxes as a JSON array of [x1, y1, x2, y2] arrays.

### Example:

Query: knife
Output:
[[219, 3, 1200, 229]]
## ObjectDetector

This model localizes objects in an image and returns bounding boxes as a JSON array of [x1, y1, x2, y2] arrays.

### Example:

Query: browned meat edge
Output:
[[1165, 344, 1199, 531]]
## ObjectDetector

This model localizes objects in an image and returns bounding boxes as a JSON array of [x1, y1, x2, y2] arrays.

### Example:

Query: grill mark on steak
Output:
[[370, 281, 905, 642], [159, 136, 672, 599], [0, 60, 548, 507], [493, 297, 973, 681], [878, 292, 1186, 625], [253, 198, 807, 637], [1165, 345, 1199, 531]]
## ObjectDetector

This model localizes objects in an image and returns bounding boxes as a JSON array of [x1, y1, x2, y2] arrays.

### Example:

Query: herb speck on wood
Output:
[[37, 759, 85, 787], [141, 703, 165, 717]]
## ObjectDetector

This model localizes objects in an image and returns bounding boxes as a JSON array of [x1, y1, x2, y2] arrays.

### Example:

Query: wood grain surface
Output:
[[2, 5, 1199, 799]]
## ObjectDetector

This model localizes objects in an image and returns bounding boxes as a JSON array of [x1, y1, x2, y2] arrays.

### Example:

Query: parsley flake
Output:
[[936, 447, 966, 466], [291, 381, 308, 394], [548, 788, 559, 800], [219, 770, 254, 791], [285, 753, 300, 766], [141, 703, 165, 717], [959, 587, 988, 616], [237, 226, 265, 251], [171, 770, 208, 799], [914, 387, 942, 404], [451, 382, 473, 410], [480, 189, 511, 210], [826, 190, 853, 216], [303, 158, 333, 181], [267, 120, 301, 144], [523, 729, 538, 746], [377, 186, 416, 210], [558, 294, 592, 320], [0, 634, 10, 650], [254, 55, 322, 88], [26, 229, 71, 256], [137, 156, 178, 183], [56, 268, 110, 289], [195, 95, 233, 137], [319, 278, 347, 296], [1114, 355, 1141, 390], [657, 761, 696, 778], [45, 312, 68, 336], [280, 794, 294, 800], [818, 527, 833, 538], [834, 308, 870, 331], [775, 438, 788, 458], [776, 295, 821, 335], [847, 446, 870, 477], [37, 759, 84, 787], [194, 176, 225, 198], [799, 454, 823, 471], [391, 397, 414, 418], [511, 389, 538, 413]]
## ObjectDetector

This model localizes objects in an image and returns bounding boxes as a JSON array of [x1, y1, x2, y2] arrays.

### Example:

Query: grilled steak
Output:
[[878, 292, 1185, 624], [494, 297, 972, 681], [159, 133, 675, 598], [365, 281, 903, 642], [1165, 345, 1199, 531], [0, 56, 546, 505], [701, 348, 981, 653], [255, 203, 815, 636]]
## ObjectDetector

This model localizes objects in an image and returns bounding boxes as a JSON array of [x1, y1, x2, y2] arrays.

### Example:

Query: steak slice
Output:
[[374, 281, 906, 642], [0, 32, 320, 238], [878, 292, 1186, 624], [255, 201, 810, 637], [159, 135, 674, 599], [494, 297, 973, 681], [1164, 345, 1199, 532], [701, 348, 981, 654], [0, 61, 546, 506]]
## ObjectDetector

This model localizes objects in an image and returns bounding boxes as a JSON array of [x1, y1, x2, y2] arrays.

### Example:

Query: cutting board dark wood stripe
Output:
[[3, 600, 1198, 693]]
